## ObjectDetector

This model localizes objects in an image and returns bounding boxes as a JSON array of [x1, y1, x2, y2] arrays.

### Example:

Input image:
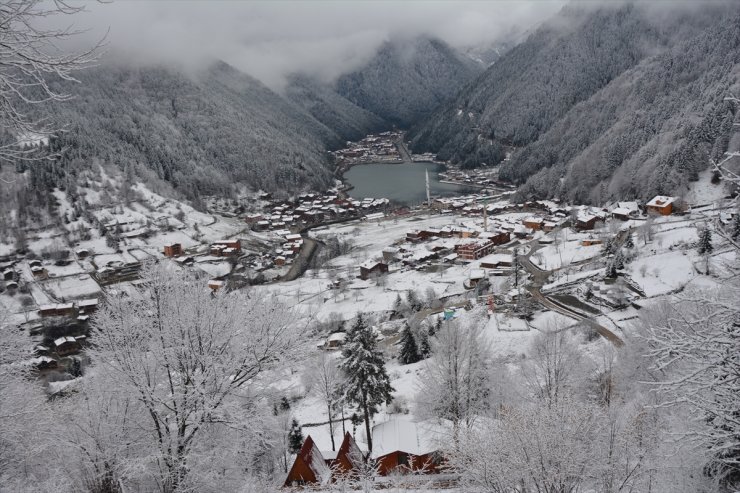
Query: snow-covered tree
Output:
[[287, 419, 303, 455], [398, 323, 421, 365], [87, 264, 304, 491], [0, 0, 99, 163], [341, 314, 394, 453], [697, 226, 714, 255], [304, 351, 343, 451], [416, 316, 491, 438], [451, 397, 660, 493], [522, 329, 584, 407], [640, 283, 740, 487], [624, 232, 634, 249]]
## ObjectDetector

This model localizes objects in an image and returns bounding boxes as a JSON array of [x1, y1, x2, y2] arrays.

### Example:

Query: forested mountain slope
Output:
[[284, 74, 387, 143], [33, 61, 336, 199], [335, 36, 482, 127], [409, 3, 740, 203]]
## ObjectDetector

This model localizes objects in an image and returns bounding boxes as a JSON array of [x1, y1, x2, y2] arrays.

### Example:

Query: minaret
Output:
[[425, 168, 431, 205], [483, 200, 488, 231]]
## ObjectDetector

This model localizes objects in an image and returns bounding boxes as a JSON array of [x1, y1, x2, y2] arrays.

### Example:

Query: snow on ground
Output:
[[685, 168, 729, 205], [532, 239, 603, 270], [626, 250, 696, 297], [43, 275, 101, 300]]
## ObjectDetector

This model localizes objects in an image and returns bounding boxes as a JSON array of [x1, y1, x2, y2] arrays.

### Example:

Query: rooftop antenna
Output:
[[425, 168, 431, 206]]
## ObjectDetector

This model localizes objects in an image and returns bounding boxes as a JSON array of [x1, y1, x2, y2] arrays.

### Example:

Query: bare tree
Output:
[[304, 351, 343, 452], [522, 327, 584, 407], [88, 264, 305, 492], [451, 397, 661, 493], [416, 315, 492, 439], [640, 282, 740, 486], [0, 0, 100, 163]]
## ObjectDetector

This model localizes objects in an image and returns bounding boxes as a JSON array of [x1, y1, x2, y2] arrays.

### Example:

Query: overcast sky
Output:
[[67, 1, 567, 89]]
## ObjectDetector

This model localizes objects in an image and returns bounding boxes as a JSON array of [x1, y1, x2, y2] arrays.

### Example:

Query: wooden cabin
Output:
[[329, 432, 364, 479], [359, 261, 388, 280], [284, 436, 331, 487], [371, 419, 446, 476]]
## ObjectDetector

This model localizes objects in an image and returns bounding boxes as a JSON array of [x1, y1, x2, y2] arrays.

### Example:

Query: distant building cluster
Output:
[[331, 131, 404, 166]]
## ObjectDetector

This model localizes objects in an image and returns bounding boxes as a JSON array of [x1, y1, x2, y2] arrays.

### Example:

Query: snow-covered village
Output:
[[2, 1, 740, 493]]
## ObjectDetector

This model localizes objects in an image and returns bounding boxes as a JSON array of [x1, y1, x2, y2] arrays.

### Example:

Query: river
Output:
[[344, 162, 468, 204]]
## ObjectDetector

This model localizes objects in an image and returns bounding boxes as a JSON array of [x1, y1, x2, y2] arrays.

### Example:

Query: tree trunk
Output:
[[362, 393, 372, 453], [328, 404, 336, 451]]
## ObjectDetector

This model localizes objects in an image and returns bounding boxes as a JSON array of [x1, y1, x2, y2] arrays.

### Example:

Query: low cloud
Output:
[[64, 1, 567, 89]]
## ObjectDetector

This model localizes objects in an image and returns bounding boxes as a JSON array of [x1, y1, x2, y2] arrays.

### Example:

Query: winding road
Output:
[[518, 238, 625, 347]]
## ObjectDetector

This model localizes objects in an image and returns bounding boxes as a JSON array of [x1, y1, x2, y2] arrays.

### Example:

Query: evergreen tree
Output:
[[393, 293, 403, 312], [341, 313, 394, 453], [398, 323, 421, 364], [624, 233, 634, 249], [697, 227, 714, 255], [406, 290, 422, 312], [288, 419, 303, 455], [613, 249, 625, 270], [418, 328, 431, 358]]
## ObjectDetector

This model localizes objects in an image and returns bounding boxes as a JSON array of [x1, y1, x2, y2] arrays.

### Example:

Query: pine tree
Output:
[[697, 227, 713, 255], [419, 328, 431, 358], [613, 249, 625, 270], [398, 323, 421, 364], [624, 233, 634, 249], [406, 290, 422, 312], [341, 313, 394, 453], [288, 419, 303, 455], [393, 293, 404, 312]]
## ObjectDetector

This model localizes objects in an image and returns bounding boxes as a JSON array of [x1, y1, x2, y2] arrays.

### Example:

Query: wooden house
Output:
[[163, 243, 183, 257], [208, 279, 225, 292], [330, 432, 364, 478], [54, 336, 81, 357], [371, 419, 445, 476], [576, 213, 600, 231], [38, 303, 76, 318], [359, 260, 388, 280], [646, 196, 675, 216], [284, 435, 331, 487], [522, 217, 544, 231]]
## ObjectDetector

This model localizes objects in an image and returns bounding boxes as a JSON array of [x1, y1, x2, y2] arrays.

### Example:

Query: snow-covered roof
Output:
[[646, 195, 675, 207], [54, 336, 77, 347], [360, 260, 383, 270], [469, 269, 485, 280], [327, 332, 347, 343], [371, 419, 445, 459], [612, 207, 633, 216]]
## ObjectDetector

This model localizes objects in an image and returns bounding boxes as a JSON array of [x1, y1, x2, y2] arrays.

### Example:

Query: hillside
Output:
[[32, 61, 337, 200], [335, 36, 482, 127], [284, 74, 387, 143], [409, 3, 740, 203]]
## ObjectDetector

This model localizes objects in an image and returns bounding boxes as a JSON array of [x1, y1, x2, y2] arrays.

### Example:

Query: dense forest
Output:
[[17, 61, 339, 201], [335, 36, 483, 127], [409, 3, 740, 203]]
